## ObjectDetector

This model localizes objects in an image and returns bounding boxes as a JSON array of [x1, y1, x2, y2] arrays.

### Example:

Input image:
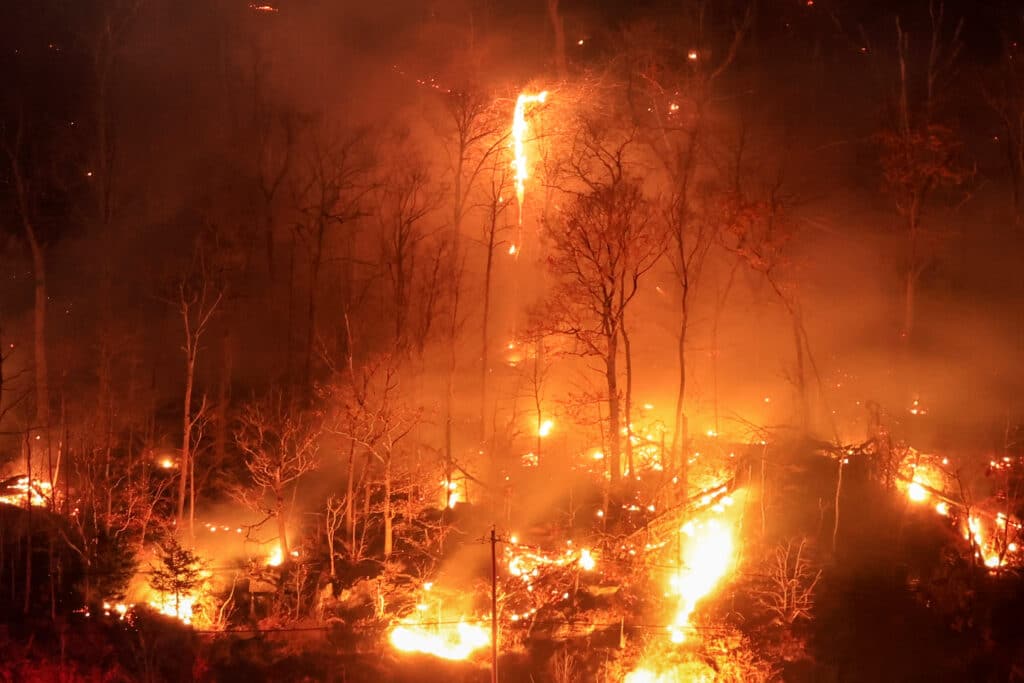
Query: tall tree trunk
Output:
[[902, 268, 918, 343], [533, 342, 544, 465], [276, 488, 289, 558], [345, 439, 356, 547], [671, 296, 689, 484], [606, 329, 621, 484], [383, 455, 393, 558], [23, 428, 32, 615], [480, 212, 496, 444], [215, 330, 231, 466], [621, 322, 635, 477], [29, 239, 49, 430], [304, 223, 325, 392], [791, 308, 808, 435], [178, 353, 195, 536]]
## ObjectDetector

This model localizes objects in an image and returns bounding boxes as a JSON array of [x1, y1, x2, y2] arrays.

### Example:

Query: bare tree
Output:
[[252, 59, 297, 279], [332, 357, 420, 559], [544, 128, 663, 483], [546, 0, 568, 80], [2, 114, 50, 436], [756, 537, 821, 625], [375, 156, 442, 354], [621, 5, 752, 480], [291, 130, 368, 391], [476, 157, 513, 443], [439, 84, 507, 477], [985, 30, 1024, 224], [234, 390, 321, 559], [880, 3, 969, 342], [172, 236, 226, 540]]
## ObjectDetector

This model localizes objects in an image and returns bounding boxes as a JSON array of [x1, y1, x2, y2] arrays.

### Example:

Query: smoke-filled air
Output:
[[4, 0, 1024, 680]]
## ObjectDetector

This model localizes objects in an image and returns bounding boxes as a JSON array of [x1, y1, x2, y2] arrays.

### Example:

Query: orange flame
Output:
[[511, 91, 548, 227]]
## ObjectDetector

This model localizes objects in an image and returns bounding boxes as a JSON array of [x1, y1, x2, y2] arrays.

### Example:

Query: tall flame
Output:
[[511, 91, 548, 228], [666, 493, 739, 643]]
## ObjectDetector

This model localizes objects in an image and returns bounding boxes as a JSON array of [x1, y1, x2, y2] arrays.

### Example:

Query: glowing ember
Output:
[[390, 620, 489, 660], [267, 545, 283, 567], [511, 91, 548, 226]]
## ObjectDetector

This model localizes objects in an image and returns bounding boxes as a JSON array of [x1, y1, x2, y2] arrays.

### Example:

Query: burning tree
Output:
[[234, 390, 321, 560], [543, 126, 663, 483], [149, 536, 205, 619]]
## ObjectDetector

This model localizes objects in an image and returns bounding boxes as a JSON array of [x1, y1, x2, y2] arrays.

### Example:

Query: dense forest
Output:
[[3, 0, 1024, 681]]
